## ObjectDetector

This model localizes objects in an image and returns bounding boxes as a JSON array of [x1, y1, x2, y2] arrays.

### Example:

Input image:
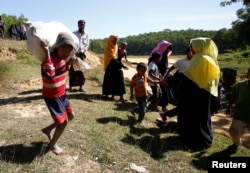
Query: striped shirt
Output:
[[131, 73, 148, 98], [41, 54, 69, 98]]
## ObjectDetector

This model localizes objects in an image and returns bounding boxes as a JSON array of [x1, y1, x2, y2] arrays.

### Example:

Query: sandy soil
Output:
[[122, 57, 177, 81]]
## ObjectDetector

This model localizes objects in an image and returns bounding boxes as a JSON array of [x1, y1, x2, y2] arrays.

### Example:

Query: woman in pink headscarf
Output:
[[149, 40, 172, 69], [148, 40, 173, 112]]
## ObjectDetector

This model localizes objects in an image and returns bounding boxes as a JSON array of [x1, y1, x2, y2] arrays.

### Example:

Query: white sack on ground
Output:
[[130, 163, 148, 173], [24, 21, 79, 62]]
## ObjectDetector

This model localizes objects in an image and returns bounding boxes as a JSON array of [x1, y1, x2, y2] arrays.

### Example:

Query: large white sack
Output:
[[24, 21, 79, 62]]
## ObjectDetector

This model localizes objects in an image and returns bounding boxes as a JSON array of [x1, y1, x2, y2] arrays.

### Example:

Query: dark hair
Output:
[[151, 51, 161, 59], [137, 62, 147, 70], [148, 51, 161, 65], [78, 20, 85, 24], [186, 46, 191, 52]]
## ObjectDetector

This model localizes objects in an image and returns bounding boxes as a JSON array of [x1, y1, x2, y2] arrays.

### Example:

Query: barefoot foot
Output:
[[41, 128, 52, 141], [48, 144, 66, 155]]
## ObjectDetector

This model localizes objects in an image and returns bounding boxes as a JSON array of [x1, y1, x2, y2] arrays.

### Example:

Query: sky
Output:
[[1, 0, 244, 39]]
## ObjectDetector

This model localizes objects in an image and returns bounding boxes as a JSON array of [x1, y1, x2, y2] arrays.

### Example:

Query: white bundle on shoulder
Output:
[[24, 21, 79, 62]]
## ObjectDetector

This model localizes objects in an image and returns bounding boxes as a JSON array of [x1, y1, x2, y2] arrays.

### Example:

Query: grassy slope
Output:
[[0, 40, 249, 173]]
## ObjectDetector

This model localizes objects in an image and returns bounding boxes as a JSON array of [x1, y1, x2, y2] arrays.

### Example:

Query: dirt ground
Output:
[[0, 48, 249, 149]]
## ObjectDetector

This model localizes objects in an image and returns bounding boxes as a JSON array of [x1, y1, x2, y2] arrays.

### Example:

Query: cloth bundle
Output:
[[24, 21, 79, 62]]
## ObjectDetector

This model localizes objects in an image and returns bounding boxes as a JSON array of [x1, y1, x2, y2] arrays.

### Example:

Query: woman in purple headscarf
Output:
[[149, 40, 173, 112]]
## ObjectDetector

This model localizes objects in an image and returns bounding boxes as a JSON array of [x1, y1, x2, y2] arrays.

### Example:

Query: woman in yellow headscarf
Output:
[[184, 37, 220, 96], [165, 37, 220, 151], [102, 35, 128, 101]]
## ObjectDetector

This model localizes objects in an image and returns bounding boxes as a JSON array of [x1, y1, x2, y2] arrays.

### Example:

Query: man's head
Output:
[[77, 19, 85, 32]]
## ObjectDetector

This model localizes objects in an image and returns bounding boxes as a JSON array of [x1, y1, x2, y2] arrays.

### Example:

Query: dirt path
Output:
[[212, 113, 250, 148], [123, 57, 250, 149], [122, 57, 177, 81]]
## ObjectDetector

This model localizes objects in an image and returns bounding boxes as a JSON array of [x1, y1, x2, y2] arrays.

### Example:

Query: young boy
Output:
[[40, 32, 77, 155], [118, 42, 128, 62], [226, 67, 250, 147], [129, 62, 162, 124]]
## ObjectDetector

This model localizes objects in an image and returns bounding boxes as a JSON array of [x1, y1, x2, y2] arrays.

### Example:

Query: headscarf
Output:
[[52, 32, 77, 51], [149, 40, 172, 60], [103, 34, 118, 69], [183, 37, 220, 97]]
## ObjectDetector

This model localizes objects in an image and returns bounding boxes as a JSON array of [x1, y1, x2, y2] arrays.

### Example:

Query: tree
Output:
[[220, 0, 250, 48], [220, 0, 250, 6]]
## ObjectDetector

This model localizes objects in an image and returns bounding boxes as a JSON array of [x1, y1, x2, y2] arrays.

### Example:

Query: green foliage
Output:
[[220, 0, 250, 6], [218, 51, 249, 75], [90, 29, 217, 55]]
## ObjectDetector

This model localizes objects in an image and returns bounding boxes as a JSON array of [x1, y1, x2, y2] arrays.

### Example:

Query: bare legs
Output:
[[119, 95, 127, 103], [41, 112, 74, 155], [41, 123, 56, 141]]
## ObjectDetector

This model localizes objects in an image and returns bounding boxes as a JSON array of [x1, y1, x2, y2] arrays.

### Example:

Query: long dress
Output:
[[157, 51, 170, 109], [174, 73, 213, 150], [102, 58, 126, 96], [69, 66, 85, 87]]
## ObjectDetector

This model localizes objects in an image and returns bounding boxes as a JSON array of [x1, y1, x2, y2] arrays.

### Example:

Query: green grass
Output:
[[0, 40, 249, 173]]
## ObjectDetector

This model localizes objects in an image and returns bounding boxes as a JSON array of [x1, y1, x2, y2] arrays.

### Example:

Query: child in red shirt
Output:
[[41, 32, 77, 155]]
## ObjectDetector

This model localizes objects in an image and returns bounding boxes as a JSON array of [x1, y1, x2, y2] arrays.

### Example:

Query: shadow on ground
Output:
[[0, 141, 48, 163]]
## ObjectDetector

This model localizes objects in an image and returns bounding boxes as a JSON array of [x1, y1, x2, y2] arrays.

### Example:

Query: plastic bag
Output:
[[72, 56, 91, 71]]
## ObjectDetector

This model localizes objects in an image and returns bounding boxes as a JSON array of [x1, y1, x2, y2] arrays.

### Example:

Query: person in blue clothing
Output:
[[149, 40, 173, 112], [147, 51, 162, 111]]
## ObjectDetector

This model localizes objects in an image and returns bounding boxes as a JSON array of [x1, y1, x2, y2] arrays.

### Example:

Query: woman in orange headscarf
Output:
[[103, 35, 118, 70], [102, 35, 128, 101]]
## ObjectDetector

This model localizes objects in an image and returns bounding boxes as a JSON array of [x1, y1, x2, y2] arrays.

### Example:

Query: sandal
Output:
[[156, 113, 168, 124]]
